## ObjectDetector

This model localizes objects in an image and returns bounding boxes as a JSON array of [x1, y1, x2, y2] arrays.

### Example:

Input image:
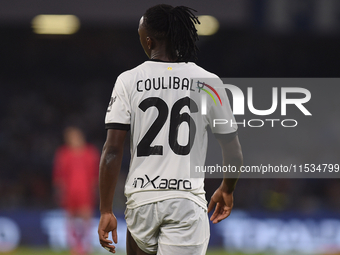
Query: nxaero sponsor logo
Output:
[[132, 175, 192, 190], [196, 79, 312, 128]]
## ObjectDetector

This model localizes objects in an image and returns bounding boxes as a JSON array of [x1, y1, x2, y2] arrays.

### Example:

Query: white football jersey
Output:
[[105, 60, 237, 209]]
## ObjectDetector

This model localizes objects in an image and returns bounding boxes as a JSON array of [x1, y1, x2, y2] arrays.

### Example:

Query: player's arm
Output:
[[98, 129, 128, 253], [208, 133, 243, 224]]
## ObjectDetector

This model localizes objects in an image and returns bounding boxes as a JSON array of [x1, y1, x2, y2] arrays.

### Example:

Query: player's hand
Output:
[[208, 184, 234, 224], [98, 212, 118, 253]]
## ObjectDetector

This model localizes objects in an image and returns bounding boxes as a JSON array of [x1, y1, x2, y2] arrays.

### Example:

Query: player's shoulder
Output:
[[55, 145, 70, 157], [190, 63, 220, 79], [85, 144, 100, 155], [116, 61, 220, 82]]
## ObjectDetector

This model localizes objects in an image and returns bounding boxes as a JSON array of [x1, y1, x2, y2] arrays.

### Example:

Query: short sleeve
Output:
[[105, 76, 131, 130], [206, 87, 238, 134]]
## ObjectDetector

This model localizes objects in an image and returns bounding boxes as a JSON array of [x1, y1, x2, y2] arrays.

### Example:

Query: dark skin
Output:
[[98, 129, 127, 253], [98, 16, 243, 254], [138, 16, 176, 61], [208, 136, 243, 224]]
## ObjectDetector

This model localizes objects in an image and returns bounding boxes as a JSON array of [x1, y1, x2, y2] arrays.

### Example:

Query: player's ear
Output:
[[146, 37, 154, 50]]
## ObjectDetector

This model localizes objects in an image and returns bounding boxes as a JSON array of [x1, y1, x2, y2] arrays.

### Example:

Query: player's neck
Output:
[[150, 44, 177, 62], [68, 142, 86, 152], [150, 53, 177, 62]]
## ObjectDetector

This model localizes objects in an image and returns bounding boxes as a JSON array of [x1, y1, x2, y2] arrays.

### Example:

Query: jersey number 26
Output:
[[137, 97, 198, 157]]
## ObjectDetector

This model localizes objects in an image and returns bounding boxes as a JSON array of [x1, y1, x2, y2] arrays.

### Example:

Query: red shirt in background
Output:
[[53, 144, 100, 213]]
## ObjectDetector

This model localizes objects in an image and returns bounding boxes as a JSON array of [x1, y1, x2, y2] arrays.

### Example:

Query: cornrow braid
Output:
[[143, 4, 200, 62]]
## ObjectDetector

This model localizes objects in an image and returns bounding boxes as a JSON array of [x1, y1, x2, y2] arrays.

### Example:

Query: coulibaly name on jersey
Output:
[[132, 174, 192, 190], [136, 76, 196, 92]]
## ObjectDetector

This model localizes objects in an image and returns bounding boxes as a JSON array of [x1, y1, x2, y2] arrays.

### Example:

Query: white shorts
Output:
[[125, 198, 210, 255]]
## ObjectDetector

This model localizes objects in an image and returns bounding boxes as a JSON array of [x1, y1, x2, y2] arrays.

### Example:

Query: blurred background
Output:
[[1, 0, 340, 254]]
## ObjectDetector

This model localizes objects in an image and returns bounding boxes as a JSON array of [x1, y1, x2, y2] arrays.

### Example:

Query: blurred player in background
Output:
[[53, 126, 100, 255], [98, 4, 243, 255]]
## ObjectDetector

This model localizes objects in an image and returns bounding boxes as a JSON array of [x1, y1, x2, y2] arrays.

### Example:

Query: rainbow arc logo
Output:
[[196, 81, 222, 106]]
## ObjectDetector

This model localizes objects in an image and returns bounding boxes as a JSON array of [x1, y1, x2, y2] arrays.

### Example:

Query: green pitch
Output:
[[1, 247, 266, 255]]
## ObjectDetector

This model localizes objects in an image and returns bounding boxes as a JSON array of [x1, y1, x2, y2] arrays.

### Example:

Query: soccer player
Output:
[[98, 4, 243, 255], [53, 126, 100, 255]]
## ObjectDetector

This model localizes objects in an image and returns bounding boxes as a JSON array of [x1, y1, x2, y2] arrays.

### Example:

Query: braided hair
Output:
[[143, 4, 200, 62]]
